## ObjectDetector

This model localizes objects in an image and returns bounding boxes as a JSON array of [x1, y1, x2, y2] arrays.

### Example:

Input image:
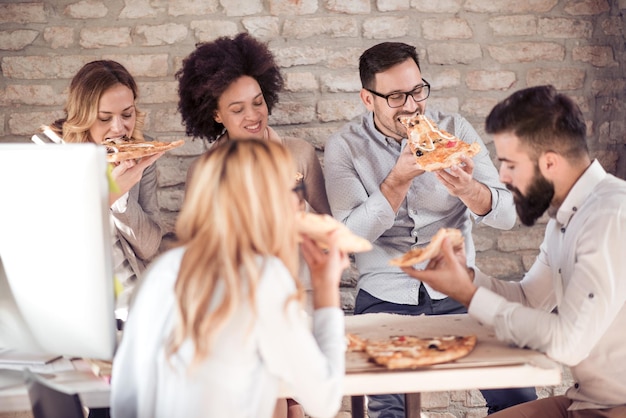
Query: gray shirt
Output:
[[324, 109, 515, 304]]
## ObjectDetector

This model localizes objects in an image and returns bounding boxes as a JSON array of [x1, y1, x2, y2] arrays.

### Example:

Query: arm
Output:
[[323, 133, 397, 242], [257, 236, 348, 418], [435, 114, 516, 230], [381, 143, 425, 212], [111, 157, 162, 261], [285, 137, 332, 215], [407, 211, 626, 366]]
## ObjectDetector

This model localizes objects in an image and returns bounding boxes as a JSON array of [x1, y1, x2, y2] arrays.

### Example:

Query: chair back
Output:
[[24, 369, 85, 418]]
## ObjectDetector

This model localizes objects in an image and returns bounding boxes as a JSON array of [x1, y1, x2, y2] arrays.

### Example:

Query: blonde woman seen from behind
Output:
[[110, 139, 348, 418]]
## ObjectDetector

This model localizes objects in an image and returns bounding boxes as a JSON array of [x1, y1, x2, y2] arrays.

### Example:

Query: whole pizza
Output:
[[399, 114, 480, 171], [347, 332, 477, 369]]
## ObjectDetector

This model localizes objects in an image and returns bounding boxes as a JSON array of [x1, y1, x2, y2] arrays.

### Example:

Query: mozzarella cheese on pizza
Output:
[[399, 114, 480, 171]]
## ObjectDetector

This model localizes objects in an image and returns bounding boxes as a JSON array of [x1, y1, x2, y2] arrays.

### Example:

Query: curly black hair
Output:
[[176, 33, 284, 142]]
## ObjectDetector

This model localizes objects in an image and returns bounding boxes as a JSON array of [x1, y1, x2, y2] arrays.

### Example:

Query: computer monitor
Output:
[[0, 143, 117, 361]]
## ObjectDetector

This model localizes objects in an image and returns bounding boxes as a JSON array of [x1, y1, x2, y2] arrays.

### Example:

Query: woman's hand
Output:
[[109, 152, 163, 206], [300, 231, 349, 309]]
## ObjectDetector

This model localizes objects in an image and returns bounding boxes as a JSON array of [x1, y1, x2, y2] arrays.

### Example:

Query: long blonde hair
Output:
[[170, 139, 302, 362], [48, 60, 145, 143]]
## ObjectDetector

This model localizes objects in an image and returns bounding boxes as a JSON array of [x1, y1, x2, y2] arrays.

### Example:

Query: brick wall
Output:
[[1, 1, 624, 417]]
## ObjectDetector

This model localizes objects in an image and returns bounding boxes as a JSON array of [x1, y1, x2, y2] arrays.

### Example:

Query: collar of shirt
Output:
[[554, 159, 606, 226], [364, 112, 403, 149]]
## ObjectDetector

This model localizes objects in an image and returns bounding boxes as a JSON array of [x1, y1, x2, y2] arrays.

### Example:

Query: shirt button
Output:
[[560, 227, 566, 233], [588, 293, 594, 299], [409, 209, 416, 215], [558, 268, 561, 274], [412, 231, 418, 237]]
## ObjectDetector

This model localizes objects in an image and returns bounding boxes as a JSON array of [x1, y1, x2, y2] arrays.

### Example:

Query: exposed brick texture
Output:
[[1, 1, 624, 416]]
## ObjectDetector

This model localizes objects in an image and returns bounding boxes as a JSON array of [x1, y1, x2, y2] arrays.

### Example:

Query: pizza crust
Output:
[[389, 228, 463, 267], [104, 138, 185, 162], [399, 114, 481, 172], [295, 212, 372, 254]]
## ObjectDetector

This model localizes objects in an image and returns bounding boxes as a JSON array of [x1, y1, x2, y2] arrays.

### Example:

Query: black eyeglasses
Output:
[[292, 182, 306, 203], [365, 79, 431, 108]]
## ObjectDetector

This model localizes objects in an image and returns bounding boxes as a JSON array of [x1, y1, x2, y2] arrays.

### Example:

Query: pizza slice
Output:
[[295, 212, 372, 254], [399, 114, 480, 171], [389, 228, 463, 266], [103, 136, 185, 163]]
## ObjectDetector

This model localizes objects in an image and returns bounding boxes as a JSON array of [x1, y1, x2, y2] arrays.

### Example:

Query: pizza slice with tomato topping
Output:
[[399, 114, 480, 171]]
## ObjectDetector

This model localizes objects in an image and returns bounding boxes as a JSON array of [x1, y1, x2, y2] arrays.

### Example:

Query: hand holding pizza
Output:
[[435, 154, 475, 197], [401, 236, 477, 307], [300, 230, 350, 309], [109, 152, 164, 206]]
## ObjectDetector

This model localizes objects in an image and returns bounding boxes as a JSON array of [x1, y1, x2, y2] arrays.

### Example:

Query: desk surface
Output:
[[0, 314, 562, 413], [336, 313, 561, 396]]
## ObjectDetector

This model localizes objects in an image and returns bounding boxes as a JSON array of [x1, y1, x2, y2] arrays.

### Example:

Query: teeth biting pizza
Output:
[[389, 228, 463, 267], [399, 114, 480, 172], [103, 136, 185, 163], [295, 212, 372, 254]]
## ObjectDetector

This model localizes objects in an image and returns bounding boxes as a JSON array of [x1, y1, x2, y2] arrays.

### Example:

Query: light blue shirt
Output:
[[324, 109, 515, 304]]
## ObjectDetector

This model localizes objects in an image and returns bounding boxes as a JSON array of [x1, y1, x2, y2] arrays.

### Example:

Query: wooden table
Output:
[[336, 313, 562, 418], [0, 314, 561, 418]]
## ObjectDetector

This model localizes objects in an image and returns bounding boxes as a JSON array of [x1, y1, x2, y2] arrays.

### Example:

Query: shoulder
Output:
[[260, 256, 297, 289], [141, 248, 185, 288], [282, 136, 316, 154], [327, 112, 371, 146]]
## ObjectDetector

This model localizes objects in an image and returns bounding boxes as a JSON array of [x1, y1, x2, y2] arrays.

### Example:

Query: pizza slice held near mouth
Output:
[[295, 212, 372, 254], [389, 228, 463, 267], [399, 114, 480, 172], [103, 136, 185, 163]]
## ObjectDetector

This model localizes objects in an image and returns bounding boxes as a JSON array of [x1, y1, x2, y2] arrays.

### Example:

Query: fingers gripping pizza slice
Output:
[[103, 136, 185, 163], [399, 114, 480, 172], [389, 228, 463, 267]]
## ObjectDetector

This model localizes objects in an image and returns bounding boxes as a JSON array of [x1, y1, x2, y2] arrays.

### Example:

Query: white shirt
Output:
[[110, 247, 345, 418], [470, 160, 626, 410]]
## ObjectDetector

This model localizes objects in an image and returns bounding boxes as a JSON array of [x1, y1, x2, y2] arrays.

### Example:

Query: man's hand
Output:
[[109, 152, 163, 206], [381, 144, 425, 212], [435, 154, 475, 197], [435, 155, 492, 216], [401, 237, 477, 307]]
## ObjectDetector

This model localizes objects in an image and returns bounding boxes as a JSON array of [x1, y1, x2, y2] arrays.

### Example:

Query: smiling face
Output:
[[88, 83, 136, 144], [361, 58, 427, 141], [494, 131, 554, 226], [213, 76, 269, 141]]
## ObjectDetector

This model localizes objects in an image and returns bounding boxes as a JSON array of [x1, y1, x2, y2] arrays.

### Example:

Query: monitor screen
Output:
[[0, 143, 117, 361]]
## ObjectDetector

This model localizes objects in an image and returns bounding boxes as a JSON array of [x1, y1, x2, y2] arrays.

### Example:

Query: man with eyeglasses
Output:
[[323, 42, 537, 417]]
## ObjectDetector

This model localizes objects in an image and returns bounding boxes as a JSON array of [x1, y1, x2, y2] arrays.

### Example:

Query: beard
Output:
[[507, 169, 555, 226]]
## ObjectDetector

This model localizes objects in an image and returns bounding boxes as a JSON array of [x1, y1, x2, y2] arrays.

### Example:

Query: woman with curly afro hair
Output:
[[176, 32, 331, 217], [176, 33, 333, 418]]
